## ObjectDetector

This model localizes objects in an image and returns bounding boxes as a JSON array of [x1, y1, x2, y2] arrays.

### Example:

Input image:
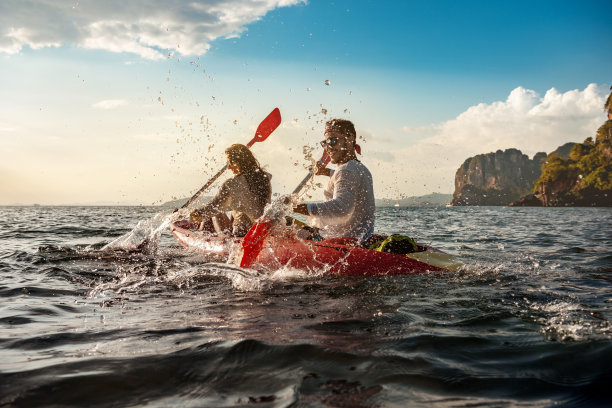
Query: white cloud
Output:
[[425, 83, 607, 157], [92, 99, 127, 109], [370, 83, 609, 196], [401, 123, 441, 137], [0, 0, 304, 60]]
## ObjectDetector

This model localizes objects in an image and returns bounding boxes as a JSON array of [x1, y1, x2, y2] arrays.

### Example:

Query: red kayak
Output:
[[170, 221, 461, 275]]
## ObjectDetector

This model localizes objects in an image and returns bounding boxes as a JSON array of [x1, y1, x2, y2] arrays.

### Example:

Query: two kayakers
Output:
[[293, 119, 375, 244], [189, 144, 272, 236]]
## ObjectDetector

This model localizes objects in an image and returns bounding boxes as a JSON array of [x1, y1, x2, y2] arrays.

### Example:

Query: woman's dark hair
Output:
[[225, 144, 271, 207]]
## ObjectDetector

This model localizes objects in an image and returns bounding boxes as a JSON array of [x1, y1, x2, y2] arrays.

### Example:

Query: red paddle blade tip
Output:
[[251, 108, 281, 145]]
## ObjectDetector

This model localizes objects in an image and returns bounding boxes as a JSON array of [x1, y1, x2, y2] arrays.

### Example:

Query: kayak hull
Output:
[[170, 222, 459, 275]]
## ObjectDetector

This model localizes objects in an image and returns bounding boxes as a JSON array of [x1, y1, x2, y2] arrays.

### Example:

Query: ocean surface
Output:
[[1, 205, 611, 407]]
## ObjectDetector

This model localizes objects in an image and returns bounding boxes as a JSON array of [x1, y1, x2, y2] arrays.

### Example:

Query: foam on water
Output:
[[167, 262, 324, 292], [532, 300, 612, 341]]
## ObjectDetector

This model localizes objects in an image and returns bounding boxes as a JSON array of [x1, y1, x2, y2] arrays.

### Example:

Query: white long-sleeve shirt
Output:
[[307, 160, 375, 242]]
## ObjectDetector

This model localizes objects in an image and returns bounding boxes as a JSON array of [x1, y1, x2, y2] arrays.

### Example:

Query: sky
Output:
[[1, 0, 611, 205]]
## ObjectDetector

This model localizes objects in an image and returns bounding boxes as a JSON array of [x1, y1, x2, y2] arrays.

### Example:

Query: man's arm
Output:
[[307, 168, 357, 220]]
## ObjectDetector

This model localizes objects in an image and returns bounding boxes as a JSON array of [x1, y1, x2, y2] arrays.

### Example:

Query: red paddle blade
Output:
[[239, 221, 272, 268], [247, 108, 281, 147]]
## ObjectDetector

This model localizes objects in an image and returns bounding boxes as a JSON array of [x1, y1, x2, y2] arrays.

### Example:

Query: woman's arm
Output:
[[189, 178, 233, 222]]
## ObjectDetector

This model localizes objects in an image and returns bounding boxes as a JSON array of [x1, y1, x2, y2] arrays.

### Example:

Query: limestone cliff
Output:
[[451, 148, 546, 206]]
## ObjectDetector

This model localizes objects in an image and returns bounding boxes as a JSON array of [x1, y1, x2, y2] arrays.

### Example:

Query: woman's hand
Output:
[[189, 209, 202, 223]]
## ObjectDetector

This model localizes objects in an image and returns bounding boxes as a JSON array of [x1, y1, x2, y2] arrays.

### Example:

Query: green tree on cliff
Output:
[[533, 87, 612, 204]]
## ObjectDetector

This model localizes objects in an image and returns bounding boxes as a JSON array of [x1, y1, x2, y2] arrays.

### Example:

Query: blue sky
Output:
[[1, 0, 610, 205], [219, 1, 610, 98]]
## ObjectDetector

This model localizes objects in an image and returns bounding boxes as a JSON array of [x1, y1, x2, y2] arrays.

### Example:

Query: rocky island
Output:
[[451, 88, 612, 207]]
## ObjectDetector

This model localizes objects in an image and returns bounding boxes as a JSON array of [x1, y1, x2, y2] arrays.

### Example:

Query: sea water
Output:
[[0, 205, 610, 407]]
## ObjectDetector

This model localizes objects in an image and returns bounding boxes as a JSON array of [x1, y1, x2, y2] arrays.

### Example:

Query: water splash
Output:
[[166, 262, 321, 292], [262, 194, 296, 224], [101, 208, 189, 253]]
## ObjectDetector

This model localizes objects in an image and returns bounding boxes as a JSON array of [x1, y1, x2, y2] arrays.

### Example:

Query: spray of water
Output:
[[101, 208, 190, 253]]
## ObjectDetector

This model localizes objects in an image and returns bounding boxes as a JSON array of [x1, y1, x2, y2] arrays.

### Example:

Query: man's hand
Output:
[[314, 161, 331, 176], [293, 203, 309, 215]]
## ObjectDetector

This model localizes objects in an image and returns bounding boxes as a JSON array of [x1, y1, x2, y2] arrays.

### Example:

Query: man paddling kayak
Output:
[[293, 119, 375, 244], [189, 144, 272, 236]]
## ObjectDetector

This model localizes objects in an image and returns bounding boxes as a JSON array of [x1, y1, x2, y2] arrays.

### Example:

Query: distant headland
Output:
[[161, 193, 453, 209]]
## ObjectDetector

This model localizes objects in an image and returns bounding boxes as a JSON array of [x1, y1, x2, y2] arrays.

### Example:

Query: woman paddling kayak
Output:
[[189, 144, 272, 236]]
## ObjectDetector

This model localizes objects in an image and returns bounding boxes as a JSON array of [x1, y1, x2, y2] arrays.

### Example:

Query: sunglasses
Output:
[[319, 136, 339, 148]]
